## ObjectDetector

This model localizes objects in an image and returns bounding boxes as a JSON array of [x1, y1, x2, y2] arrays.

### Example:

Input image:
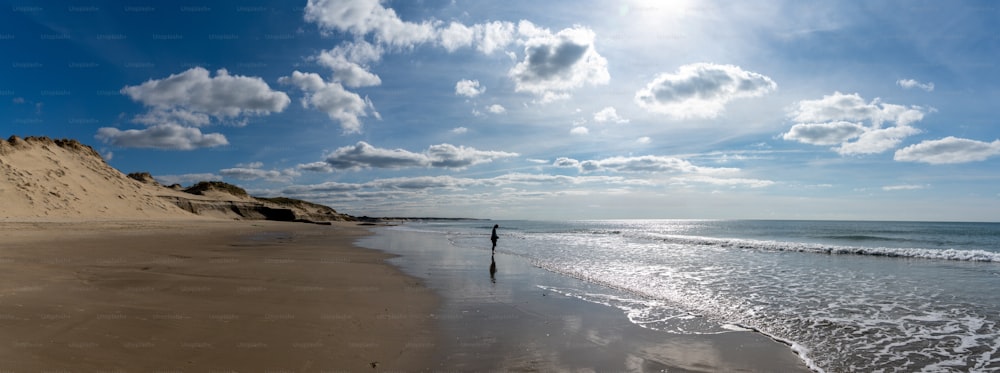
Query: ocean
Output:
[[380, 219, 1000, 372]]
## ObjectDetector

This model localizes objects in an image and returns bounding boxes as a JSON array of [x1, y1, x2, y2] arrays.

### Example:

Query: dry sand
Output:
[[0, 220, 438, 372], [0, 136, 196, 220]]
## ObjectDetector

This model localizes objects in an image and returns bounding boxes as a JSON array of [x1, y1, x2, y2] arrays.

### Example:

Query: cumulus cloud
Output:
[[426, 143, 517, 168], [509, 22, 609, 101], [897, 78, 934, 92], [553, 157, 580, 168], [784, 92, 928, 155], [301, 141, 519, 171], [451, 126, 469, 134], [280, 71, 373, 133], [439, 22, 475, 52], [636, 136, 651, 144], [455, 79, 485, 97], [220, 163, 301, 183], [789, 92, 925, 127], [487, 104, 506, 114], [121, 67, 290, 118], [98, 67, 288, 150], [303, 0, 437, 48], [894, 136, 1000, 164], [297, 3, 521, 129], [781, 121, 866, 145], [635, 63, 776, 119], [299, 1, 613, 128], [315, 41, 383, 88], [570, 126, 589, 135], [321, 141, 426, 170], [95, 123, 228, 150], [470, 21, 517, 54], [837, 125, 922, 155], [593, 106, 628, 124], [436, 21, 518, 54]]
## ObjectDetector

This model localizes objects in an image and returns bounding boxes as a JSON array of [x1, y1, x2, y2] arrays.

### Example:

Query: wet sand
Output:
[[360, 226, 813, 372], [0, 220, 438, 372]]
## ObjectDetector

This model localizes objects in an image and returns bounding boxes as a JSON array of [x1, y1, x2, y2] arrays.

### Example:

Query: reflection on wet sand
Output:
[[489, 254, 497, 283]]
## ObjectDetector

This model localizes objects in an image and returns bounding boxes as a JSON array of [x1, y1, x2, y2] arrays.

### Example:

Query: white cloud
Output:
[[320, 141, 426, 170], [439, 22, 475, 52], [455, 79, 485, 97], [436, 20, 518, 54], [784, 92, 928, 155], [451, 126, 468, 134], [789, 92, 925, 127], [557, 155, 738, 175], [551, 154, 771, 188], [894, 136, 1000, 164], [303, 141, 519, 171], [104, 67, 289, 150], [836, 125, 921, 155], [570, 126, 589, 135], [590, 155, 738, 174], [882, 184, 928, 191], [121, 67, 289, 118], [220, 164, 300, 183], [637, 136, 651, 144], [470, 21, 517, 54], [426, 143, 518, 168], [279, 172, 647, 197], [95, 123, 228, 150], [553, 157, 580, 168], [315, 41, 383, 88], [897, 78, 934, 92], [487, 104, 506, 114], [593, 106, 629, 124], [303, 0, 437, 48], [280, 71, 372, 134], [781, 121, 865, 146], [296, 161, 334, 173], [132, 108, 212, 127], [635, 63, 776, 119], [675, 175, 775, 188], [509, 22, 609, 100]]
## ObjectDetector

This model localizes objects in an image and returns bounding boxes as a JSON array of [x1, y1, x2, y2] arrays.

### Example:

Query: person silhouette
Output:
[[491, 224, 499, 252], [489, 254, 497, 283]]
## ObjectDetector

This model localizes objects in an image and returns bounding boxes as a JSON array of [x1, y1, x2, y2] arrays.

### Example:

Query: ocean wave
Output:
[[653, 234, 1000, 263]]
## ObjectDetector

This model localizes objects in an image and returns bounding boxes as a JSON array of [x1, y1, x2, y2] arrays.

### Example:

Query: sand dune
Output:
[[0, 136, 192, 220], [0, 136, 350, 222]]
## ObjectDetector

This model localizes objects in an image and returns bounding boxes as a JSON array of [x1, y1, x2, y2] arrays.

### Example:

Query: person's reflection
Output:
[[489, 254, 497, 283]]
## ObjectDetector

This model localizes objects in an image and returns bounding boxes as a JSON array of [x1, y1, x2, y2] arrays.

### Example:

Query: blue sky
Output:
[[3, 0, 999, 221]]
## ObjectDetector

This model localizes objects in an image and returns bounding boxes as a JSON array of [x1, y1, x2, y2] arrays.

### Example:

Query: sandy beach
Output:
[[1, 218, 811, 372], [0, 220, 438, 372]]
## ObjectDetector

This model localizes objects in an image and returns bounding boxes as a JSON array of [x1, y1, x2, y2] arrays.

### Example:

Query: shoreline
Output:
[[359, 225, 812, 372], [0, 220, 439, 372]]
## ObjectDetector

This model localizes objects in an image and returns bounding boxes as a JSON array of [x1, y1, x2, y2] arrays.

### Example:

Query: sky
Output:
[[2, 0, 1000, 221]]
